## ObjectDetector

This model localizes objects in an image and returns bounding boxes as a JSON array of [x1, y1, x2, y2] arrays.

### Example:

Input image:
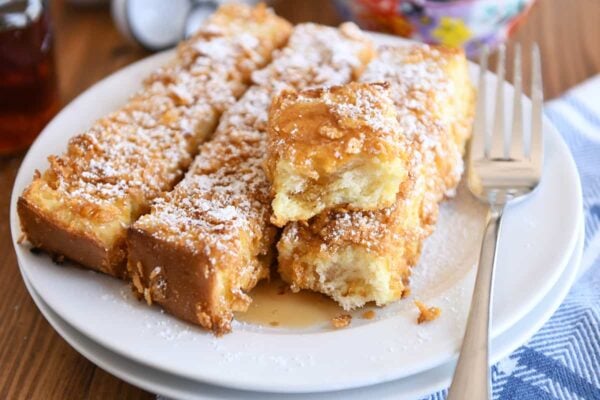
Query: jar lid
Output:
[[0, 0, 43, 30], [111, 0, 220, 51]]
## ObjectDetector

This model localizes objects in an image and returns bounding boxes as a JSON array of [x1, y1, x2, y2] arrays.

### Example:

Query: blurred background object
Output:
[[0, 0, 59, 155], [107, 0, 536, 56], [111, 0, 261, 51], [65, 0, 108, 5], [333, 0, 536, 56]]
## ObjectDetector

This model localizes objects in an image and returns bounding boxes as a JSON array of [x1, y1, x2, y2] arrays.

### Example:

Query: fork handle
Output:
[[447, 205, 504, 400]]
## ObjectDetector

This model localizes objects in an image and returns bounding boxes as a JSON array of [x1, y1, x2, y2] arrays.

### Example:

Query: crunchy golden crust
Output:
[[128, 23, 374, 335], [266, 82, 403, 176], [278, 44, 475, 310], [18, 196, 128, 277], [265, 82, 410, 226], [17, 4, 292, 278], [127, 226, 273, 334]]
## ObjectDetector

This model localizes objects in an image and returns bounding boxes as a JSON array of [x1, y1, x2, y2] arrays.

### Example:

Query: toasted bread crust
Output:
[[18, 196, 127, 277], [127, 227, 222, 332], [128, 225, 275, 335]]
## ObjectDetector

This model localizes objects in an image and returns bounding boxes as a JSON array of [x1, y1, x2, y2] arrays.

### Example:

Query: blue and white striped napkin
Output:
[[426, 75, 600, 400]]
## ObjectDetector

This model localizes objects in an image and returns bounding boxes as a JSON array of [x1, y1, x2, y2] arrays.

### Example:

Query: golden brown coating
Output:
[[17, 4, 292, 278], [265, 82, 410, 226], [128, 23, 375, 335], [278, 44, 475, 310]]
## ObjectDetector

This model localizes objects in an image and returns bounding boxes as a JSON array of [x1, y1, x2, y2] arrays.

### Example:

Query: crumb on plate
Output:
[[331, 314, 352, 329], [415, 300, 441, 324], [362, 310, 376, 320]]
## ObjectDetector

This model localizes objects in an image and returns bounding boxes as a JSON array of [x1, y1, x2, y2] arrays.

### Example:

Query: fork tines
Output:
[[472, 44, 544, 166]]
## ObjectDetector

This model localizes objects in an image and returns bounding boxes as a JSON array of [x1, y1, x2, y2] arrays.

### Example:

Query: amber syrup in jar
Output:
[[0, 0, 59, 155]]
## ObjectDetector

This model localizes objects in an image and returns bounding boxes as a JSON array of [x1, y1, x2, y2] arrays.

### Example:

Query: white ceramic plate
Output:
[[21, 223, 584, 400], [10, 33, 583, 393]]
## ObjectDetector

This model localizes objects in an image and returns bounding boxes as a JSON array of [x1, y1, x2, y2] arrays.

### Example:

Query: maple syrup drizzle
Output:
[[236, 279, 344, 328]]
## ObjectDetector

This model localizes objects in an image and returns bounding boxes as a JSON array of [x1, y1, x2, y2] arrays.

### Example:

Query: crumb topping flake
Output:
[[331, 313, 352, 328], [415, 300, 441, 324], [362, 310, 376, 320]]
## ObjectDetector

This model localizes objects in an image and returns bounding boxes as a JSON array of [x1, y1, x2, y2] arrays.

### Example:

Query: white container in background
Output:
[[111, 0, 261, 51]]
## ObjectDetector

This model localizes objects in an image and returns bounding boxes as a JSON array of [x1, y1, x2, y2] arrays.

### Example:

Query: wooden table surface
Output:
[[1, 0, 599, 398]]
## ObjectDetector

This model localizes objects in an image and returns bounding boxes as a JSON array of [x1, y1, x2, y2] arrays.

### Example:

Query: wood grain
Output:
[[0, 0, 598, 398]]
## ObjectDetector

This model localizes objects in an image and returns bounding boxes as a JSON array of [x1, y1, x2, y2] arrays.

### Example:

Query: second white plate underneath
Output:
[[22, 222, 583, 400]]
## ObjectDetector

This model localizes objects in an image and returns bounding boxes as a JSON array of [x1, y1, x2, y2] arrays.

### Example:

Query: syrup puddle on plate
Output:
[[235, 279, 346, 328]]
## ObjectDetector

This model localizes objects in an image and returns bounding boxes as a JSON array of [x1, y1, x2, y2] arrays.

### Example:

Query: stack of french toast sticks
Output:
[[18, 3, 474, 335]]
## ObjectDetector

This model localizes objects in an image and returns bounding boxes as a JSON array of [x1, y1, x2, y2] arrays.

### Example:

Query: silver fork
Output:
[[447, 43, 544, 400]]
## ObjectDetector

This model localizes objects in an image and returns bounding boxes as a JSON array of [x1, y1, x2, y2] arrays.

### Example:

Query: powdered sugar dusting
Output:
[[360, 44, 468, 185], [137, 135, 272, 263], [325, 83, 397, 133], [250, 23, 370, 93]]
